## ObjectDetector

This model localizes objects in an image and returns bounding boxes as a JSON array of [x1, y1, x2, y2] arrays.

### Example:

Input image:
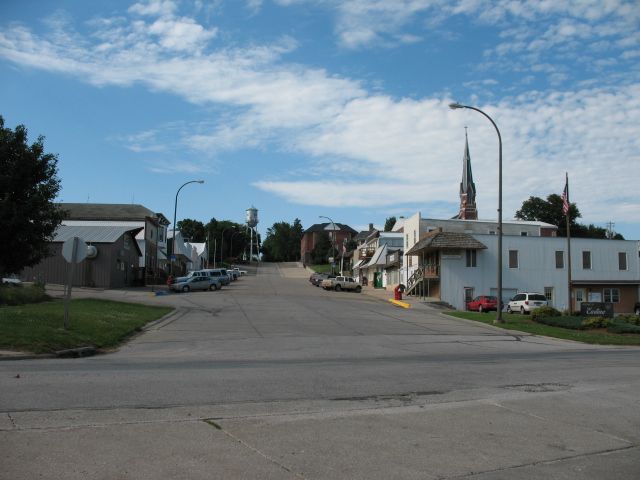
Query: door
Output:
[[464, 288, 474, 308], [574, 288, 585, 312]]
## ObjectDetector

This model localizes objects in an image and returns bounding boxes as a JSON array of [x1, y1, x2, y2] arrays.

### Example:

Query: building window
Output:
[[405, 234, 408, 247], [488, 230, 496, 235], [618, 252, 627, 271], [520, 232, 528, 236], [509, 250, 518, 268], [465, 249, 477, 267], [604, 288, 620, 303], [544, 287, 554, 305], [555, 251, 564, 269], [413, 230, 416, 244], [582, 251, 591, 269]]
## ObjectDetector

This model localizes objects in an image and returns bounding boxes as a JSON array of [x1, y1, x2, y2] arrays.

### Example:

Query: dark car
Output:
[[466, 295, 498, 313], [635, 302, 640, 316], [311, 273, 335, 287]]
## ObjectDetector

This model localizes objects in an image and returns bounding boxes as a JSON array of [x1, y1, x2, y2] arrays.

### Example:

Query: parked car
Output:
[[201, 268, 231, 285], [221, 268, 238, 281], [507, 292, 547, 314], [466, 295, 498, 313], [1, 275, 22, 286], [231, 266, 247, 276], [170, 275, 220, 292], [634, 302, 640, 316], [321, 276, 362, 292], [310, 273, 333, 287]]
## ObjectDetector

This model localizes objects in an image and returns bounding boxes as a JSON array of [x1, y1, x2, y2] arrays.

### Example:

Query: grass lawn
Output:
[[0, 299, 173, 354], [309, 264, 334, 274], [445, 311, 640, 346]]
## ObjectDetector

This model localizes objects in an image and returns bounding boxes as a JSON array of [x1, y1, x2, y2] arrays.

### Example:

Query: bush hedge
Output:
[[533, 315, 586, 330], [532, 310, 640, 335], [531, 306, 561, 321], [0, 285, 50, 306]]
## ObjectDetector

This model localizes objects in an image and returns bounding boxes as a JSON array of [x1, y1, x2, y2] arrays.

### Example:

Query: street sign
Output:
[[62, 237, 88, 263], [61, 236, 87, 330]]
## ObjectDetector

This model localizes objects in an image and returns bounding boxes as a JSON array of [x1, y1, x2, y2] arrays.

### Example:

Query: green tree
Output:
[[261, 218, 305, 262], [515, 194, 623, 239], [0, 116, 65, 275], [205, 219, 248, 264], [384, 216, 396, 232], [177, 218, 206, 242], [311, 232, 332, 264]]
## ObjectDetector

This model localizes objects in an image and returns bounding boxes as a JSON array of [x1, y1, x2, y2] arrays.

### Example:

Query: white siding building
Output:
[[409, 231, 640, 313]]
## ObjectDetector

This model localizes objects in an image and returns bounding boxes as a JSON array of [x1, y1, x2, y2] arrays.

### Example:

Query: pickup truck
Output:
[[321, 276, 362, 293], [231, 267, 247, 276]]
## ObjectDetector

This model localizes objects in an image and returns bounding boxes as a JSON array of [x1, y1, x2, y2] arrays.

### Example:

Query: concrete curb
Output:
[[438, 311, 532, 337]]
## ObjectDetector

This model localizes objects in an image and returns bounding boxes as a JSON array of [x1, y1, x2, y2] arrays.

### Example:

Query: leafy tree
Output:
[[515, 194, 623, 239], [384, 216, 396, 232], [261, 218, 304, 262], [311, 232, 332, 264], [0, 116, 65, 275], [177, 218, 206, 242], [205, 218, 248, 264]]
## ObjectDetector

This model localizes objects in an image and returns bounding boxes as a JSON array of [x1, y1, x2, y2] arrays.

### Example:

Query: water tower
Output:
[[246, 206, 259, 263]]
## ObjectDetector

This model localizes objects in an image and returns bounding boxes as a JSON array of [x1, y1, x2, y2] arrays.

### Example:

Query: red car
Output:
[[466, 295, 498, 313]]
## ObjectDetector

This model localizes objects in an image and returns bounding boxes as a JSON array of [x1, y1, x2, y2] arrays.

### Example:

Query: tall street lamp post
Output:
[[449, 102, 504, 323], [220, 227, 231, 265], [230, 230, 242, 263], [171, 180, 205, 275], [319, 215, 337, 274]]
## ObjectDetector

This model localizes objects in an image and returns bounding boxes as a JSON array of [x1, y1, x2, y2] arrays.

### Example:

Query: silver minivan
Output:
[[507, 292, 548, 314], [202, 268, 231, 285]]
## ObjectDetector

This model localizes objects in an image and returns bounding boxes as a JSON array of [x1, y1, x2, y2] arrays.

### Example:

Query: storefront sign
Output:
[[580, 302, 614, 318]]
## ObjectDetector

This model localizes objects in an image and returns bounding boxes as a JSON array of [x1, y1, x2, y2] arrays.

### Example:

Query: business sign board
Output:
[[580, 302, 614, 318]]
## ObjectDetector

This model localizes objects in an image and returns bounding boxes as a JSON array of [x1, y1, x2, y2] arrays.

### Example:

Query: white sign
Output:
[[62, 237, 88, 263]]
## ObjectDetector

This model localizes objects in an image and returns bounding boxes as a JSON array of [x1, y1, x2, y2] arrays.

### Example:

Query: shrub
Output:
[[581, 317, 612, 329], [533, 315, 585, 330], [531, 306, 561, 321], [607, 322, 640, 334], [0, 285, 50, 306], [615, 314, 640, 326]]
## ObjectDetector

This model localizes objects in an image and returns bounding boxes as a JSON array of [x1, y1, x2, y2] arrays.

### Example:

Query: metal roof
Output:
[[405, 231, 487, 256], [53, 225, 144, 243], [58, 203, 166, 222]]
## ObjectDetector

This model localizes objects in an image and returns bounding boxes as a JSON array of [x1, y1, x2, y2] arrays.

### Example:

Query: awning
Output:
[[352, 259, 365, 270], [405, 231, 486, 256]]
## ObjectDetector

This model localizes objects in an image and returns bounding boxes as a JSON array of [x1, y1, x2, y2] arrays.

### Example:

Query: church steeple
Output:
[[458, 128, 478, 220]]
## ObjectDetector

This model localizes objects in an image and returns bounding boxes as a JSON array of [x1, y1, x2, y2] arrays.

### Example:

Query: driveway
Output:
[[1, 262, 639, 479]]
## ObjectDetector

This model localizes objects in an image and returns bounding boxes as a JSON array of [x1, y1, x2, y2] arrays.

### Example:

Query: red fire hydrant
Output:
[[394, 284, 403, 300]]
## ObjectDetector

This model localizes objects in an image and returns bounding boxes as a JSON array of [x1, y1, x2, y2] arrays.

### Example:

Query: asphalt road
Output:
[[1, 262, 639, 479]]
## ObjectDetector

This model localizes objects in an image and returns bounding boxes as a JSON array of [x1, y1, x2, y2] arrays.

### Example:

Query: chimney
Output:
[[369, 223, 374, 231]]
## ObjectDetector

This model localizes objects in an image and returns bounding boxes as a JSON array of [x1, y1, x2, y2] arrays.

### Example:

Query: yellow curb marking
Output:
[[388, 299, 411, 309]]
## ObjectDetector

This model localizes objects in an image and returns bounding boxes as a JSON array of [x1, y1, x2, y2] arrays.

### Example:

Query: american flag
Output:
[[561, 175, 569, 216]]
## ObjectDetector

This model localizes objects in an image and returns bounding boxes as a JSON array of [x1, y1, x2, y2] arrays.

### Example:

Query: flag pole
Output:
[[564, 173, 572, 314]]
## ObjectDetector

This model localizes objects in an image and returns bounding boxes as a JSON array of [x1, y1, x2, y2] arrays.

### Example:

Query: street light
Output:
[[171, 180, 204, 275], [319, 215, 337, 274], [449, 102, 504, 323], [220, 227, 232, 265], [229, 230, 243, 262]]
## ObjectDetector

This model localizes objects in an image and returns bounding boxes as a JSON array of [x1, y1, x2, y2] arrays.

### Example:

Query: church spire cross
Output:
[[458, 129, 478, 220]]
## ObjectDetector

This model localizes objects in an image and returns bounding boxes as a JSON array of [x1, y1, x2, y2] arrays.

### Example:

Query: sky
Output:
[[1, 0, 639, 240]]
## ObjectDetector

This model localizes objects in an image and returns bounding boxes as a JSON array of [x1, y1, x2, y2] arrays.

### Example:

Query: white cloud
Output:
[[0, 3, 638, 227]]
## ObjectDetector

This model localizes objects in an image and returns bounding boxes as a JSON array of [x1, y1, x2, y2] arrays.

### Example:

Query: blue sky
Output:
[[1, 0, 639, 240]]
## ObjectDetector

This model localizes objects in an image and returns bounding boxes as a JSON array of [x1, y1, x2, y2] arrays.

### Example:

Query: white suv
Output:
[[507, 292, 548, 314]]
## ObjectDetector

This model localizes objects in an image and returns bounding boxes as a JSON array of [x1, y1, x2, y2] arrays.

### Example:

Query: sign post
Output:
[[62, 237, 88, 330]]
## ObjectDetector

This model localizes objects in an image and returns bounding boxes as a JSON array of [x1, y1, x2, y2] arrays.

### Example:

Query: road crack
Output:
[[203, 418, 306, 479]]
